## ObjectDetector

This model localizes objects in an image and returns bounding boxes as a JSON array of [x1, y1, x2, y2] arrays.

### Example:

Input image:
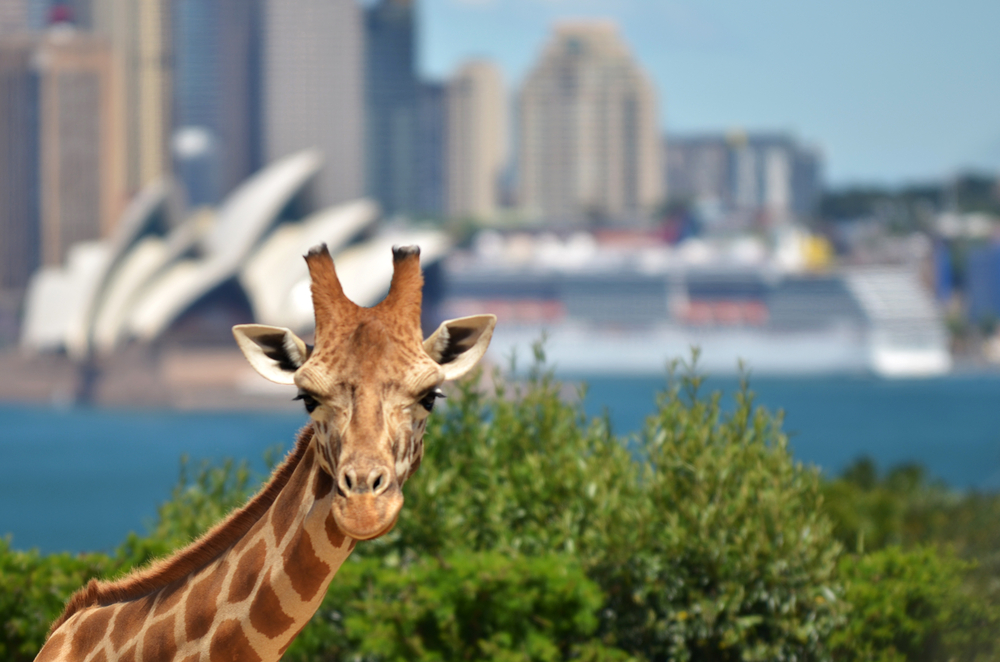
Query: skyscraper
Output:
[[518, 22, 663, 226], [91, 0, 171, 196], [0, 28, 124, 279], [263, 0, 365, 208], [0, 0, 48, 34], [35, 28, 125, 266], [0, 36, 40, 291], [414, 81, 446, 217], [446, 60, 508, 221], [365, 0, 418, 217], [0, 1, 28, 34], [172, 0, 257, 206]]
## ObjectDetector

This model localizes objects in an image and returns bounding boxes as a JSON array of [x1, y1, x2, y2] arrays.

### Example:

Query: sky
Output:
[[417, 0, 1000, 188]]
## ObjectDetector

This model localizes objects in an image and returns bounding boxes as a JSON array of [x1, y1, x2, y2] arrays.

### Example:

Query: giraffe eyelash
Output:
[[418, 388, 446, 412], [293, 391, 319, 414]]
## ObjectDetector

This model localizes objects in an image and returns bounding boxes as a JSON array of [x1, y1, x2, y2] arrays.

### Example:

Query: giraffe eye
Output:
[[294, 391, 319, 414], [419, 388, 445, 412]]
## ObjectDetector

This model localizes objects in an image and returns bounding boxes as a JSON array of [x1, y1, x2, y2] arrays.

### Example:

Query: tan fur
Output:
[[41, 246, 495, 662], [49, 424, 316, 636], [375, 250, 423, 342], [305, 244, 358, 345]]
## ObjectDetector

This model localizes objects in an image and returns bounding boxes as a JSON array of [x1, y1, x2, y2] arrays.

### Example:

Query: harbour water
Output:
[[2, 373, 1000, 554]]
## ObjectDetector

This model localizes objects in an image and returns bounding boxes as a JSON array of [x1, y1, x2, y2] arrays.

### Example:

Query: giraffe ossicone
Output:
[[36, 244, 496, 662]]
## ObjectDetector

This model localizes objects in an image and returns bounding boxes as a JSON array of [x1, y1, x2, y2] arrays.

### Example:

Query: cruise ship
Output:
[[436, 233, 951, 377]]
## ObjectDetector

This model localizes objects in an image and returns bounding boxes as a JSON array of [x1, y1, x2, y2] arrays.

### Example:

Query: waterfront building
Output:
[[0, 29, 124, 279], [0, 36, 40, 291], [967, 242, 1000, 324], [91, 0, 171, 197], [415, 81, 446, 217], [446, 60, 508, 221], [35, 29, 125, 266], [0, 0, 48, 34], [263, 0, 365, 207], [518, 21, 663, 226], [666, 132, 822, 227], [365, 0, 418, 216], [172, 0, 258, 206], [0, 0, 28, 34]]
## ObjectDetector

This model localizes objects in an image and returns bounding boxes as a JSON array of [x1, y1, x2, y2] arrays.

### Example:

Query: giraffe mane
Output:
[[48, 423, 317, 636]]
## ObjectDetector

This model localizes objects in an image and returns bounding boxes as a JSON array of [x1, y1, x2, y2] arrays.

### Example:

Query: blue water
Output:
[[579, 374, 1000, 490], [3, 374, 1000, 553], [0, 406, 304, 554]]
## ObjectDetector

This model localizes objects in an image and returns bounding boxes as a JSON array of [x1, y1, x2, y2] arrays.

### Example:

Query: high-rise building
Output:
[[91, 0, 171, 196], [414, 81, 446, 217], [518, 21, 663, 226], [263, 0, 364, 208], [0, 0, 48, 34], [666, 132, 822, 226], [446, 60, 507, 221], [364, 0, 418, 217], [36, 28, 125, 265], [0, 29, 124, 278], [0, 36, 40, 291], [172, 0, 258, 206], [0, 0, 28, 34]]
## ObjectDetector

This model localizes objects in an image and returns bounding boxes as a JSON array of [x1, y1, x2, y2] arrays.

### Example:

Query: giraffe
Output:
[[35, 244, 496, 662]]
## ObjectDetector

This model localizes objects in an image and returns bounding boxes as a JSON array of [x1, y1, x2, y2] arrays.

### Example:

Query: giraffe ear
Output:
[[233, 324, 313, 385], [423, 314, 497, 381]]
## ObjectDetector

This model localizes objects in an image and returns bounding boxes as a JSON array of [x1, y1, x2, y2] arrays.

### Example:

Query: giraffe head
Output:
[[233, 245, 495, 541]]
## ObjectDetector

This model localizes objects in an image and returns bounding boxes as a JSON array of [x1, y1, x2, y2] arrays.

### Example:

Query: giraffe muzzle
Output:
[[332, 462, 403, 540]]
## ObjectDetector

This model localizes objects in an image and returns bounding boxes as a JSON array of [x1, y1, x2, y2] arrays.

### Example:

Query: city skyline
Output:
[[418, 0, 1000, 187]]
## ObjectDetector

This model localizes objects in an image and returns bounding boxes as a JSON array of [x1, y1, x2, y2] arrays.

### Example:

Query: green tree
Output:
[[832, 546, 999, 662]]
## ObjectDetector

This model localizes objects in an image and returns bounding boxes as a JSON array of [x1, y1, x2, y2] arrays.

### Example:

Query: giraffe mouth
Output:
[[332, 487, 404, 541]]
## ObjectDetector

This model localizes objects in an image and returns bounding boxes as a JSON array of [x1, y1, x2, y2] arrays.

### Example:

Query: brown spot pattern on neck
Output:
[[48, 424, 317, 637]]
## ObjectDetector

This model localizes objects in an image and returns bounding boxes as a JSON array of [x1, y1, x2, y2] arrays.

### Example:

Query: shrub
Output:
[[832, 546, 1000, 662], [287, 551, 627, 662], [360, 352, 846, 661], [616, 364, 844, 661], [0, 537, 115, 662], [825, 457, 1000, 615]]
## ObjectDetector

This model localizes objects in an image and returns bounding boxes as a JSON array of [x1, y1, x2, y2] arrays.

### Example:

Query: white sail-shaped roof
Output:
[[241, 199, 379, 330], [125, 150, 323, 342]]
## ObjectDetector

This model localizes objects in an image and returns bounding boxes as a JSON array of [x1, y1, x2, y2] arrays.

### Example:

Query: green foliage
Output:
[[0, 537, 115, 662], [619, 362, 843, 661], [824, 458, 951, 553], [287, 551, 625, 662], [824, 457, 1000, 586], [6, 353, 1000, 661], [381, 351, 639, 565], [831, 546, 1000, 662], [347, 352, 845, 661]]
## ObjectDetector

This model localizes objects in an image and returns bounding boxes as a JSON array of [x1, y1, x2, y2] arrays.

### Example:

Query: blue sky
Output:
[[417, 0, 1000, 188]]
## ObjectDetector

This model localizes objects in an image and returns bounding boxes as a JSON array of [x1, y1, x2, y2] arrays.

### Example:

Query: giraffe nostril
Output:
[[338, 464, 393, 495]]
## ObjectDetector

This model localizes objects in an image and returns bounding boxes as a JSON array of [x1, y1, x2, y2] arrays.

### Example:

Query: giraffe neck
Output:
[[37, 434, 356, 662]]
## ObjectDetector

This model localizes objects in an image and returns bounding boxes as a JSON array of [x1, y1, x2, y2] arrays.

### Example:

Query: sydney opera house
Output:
[[9, 150, 451, 407], [21, 149, 450, 358]]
